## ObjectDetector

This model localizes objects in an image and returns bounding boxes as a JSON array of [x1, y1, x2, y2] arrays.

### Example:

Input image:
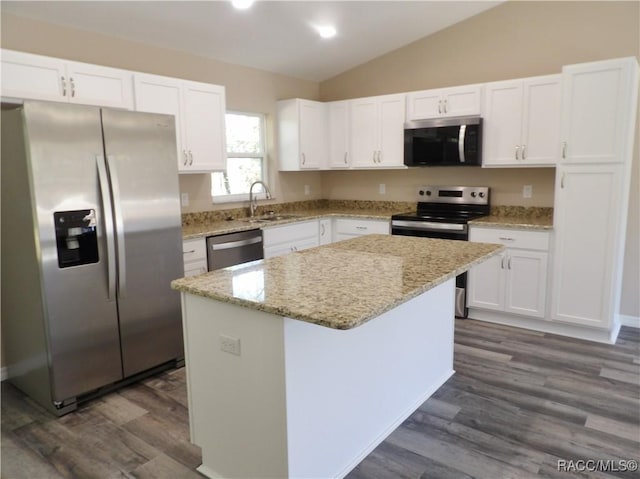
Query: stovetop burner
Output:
[[392, 186, 491, 224]]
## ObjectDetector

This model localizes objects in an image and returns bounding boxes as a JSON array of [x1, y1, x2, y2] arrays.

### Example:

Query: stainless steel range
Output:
[[391, 186, 490, 317]]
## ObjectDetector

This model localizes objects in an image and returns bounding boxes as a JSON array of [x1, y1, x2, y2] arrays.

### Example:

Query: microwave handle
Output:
[[458, 125, 467, 163]]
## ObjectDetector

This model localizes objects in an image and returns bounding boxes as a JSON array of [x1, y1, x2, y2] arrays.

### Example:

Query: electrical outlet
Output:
[[522, 185, 533, 199], [220, 334, 241, 356], [181, 193, 189, 207], [304, 184, 310, 195], [379, 183, 386, 195]]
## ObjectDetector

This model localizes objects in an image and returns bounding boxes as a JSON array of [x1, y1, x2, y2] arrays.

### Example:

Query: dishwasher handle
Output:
[[210, 236, 262, 251]]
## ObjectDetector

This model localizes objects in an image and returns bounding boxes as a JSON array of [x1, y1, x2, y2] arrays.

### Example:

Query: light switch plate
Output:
[[181, 193, 189, 207], [523, 185, 532, 199], [304, 185, 310, 195], [379, 183, 386, 195]]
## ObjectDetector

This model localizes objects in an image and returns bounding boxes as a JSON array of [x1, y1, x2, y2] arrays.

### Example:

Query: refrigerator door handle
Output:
[[96, 155, 117, 300], [106, 155, 127, 298]]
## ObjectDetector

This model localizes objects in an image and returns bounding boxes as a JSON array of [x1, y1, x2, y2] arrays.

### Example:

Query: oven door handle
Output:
[[458, 125, 467, 163], [392, 220, 466, 232]]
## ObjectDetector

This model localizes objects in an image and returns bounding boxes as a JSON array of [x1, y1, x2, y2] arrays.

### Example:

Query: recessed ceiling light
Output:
[[316, 25, 337, 39], [231, 0, 254, 10]]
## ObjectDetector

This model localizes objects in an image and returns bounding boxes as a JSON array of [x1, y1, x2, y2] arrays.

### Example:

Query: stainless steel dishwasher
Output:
[[206, 229, 263, 271]]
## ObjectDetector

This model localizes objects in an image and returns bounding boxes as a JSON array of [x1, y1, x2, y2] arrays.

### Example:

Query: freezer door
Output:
[[100, 108, 184, 377], [22, 101, 123, 401]]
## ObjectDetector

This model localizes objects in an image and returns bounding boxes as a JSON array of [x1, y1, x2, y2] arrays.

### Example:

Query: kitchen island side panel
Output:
[[283, 278, 455, 479], [182, 278, 456, 479], [181, 294, 289, 479]]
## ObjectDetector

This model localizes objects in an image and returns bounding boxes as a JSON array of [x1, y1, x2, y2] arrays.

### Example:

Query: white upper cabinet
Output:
[[327, 100, 350, 168], [350, 94, 405, 168], [482, 74, 561, 167], [134, 73, 226, 173], [277, 99, 327, 171], [1, 49, 133, 109], [406, 84, 482, 120], [182, 81, 227, 172], [560, 58, 638, 164]]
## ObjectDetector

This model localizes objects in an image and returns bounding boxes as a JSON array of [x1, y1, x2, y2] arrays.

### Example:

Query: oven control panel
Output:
[[417, 186, 489, 205]]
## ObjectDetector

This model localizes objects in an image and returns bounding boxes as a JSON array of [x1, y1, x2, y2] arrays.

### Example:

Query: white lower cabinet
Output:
[[319, 219, 332, 245], [468, 227, 549, 319], [183, 238, 207, 277], [263, 220, 320, 259], [334, 218, 390, 242]]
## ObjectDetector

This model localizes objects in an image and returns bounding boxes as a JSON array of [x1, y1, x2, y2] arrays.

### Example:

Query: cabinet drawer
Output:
[[263, 220, 319, 246], [469, 227, 549, 251], [334, 219, 389, 236], [183, 238, 206, 263]]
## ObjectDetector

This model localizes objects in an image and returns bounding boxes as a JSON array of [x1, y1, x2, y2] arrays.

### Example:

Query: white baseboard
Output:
[[619, 314, 640, 328], [1, 367, 8, 381]]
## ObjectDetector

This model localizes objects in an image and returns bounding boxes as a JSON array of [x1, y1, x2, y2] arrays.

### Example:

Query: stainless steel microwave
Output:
[[404, 116, 482, 167]]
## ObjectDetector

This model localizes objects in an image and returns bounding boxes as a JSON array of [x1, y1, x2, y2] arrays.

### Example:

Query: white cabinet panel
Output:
[[1, 49, 133, 109], [406, 84, 482, 120], [483, 75, 561, 167], [327, 101, 350, 168], [263, 220, 319, 259], [135, 74, 226, 173], [551, 165, 623, 328], [560, 58, 637, 164], [350, 94, 405, 168], [182, 81, 226, 172], [468, 227, 549, 319], [277, 99, 326, 170], [334, 218, 389, 242], [183, 238, 207, 277]]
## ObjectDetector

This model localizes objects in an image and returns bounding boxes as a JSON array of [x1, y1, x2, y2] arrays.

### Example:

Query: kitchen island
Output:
[[172, 235, 503, 479]]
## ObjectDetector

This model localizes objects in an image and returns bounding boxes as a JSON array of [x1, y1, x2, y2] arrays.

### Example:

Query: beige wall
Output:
[[318, 1, 639, 318]]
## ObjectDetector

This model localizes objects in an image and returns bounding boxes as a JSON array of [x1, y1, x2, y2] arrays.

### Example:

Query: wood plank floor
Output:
[[2, 320, 639, 478]]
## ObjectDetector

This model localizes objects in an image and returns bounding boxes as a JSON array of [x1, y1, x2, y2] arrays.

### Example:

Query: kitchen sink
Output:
[[243, 214, 301, 223]]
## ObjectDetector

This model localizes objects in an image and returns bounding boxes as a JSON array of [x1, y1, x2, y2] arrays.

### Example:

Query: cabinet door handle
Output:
[[562, 141, 567, 159], [301, 153, 306, 165], [522, 145, 526, 160], [61, 76, 67, 96], [501, 255, 505, 269], [356, 226, 368, 230], [443, 99, 448, 113], [183, 249, 196, 254], [344, 152, 348, 164], [70, 77, 75, 98], [515, 145, 520, 161], [508, 257, 512, 270], [189, 150, 194, 166], [561, 171, 566, 189], [321, 223, 325, 236], [183, 150, 189, 166], [438, 100, 442, 114], [498, 237, 515, 241], [378, 151, 382, 163], [372, 151, 377, 163]]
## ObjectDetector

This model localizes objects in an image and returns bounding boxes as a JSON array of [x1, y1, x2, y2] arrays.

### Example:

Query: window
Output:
[[212, 112, 267, 202]]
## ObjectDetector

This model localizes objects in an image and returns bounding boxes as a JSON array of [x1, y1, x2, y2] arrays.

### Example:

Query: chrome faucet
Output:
[[249, 180, 272, 217]]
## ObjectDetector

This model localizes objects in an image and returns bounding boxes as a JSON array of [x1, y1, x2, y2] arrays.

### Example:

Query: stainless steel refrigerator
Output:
[[1, 100, 184, 415]]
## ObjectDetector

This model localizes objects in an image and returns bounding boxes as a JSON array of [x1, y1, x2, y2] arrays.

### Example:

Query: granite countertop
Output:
[[171, 234, 504, 330], [182, 207, 409, 239], [468, 206, 554, 231]]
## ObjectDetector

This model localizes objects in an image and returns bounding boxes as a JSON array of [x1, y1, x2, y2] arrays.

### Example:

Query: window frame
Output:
[[212, 110, 269, 204]]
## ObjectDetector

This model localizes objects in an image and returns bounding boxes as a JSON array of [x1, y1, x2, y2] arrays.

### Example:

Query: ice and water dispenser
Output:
[[54, 210, 99, 268]]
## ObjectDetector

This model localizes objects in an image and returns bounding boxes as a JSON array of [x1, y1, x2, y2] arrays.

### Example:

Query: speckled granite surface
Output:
[[469, 206, 554, 230], [172, 235, 504, 330], [182, 200, 413, 239]]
